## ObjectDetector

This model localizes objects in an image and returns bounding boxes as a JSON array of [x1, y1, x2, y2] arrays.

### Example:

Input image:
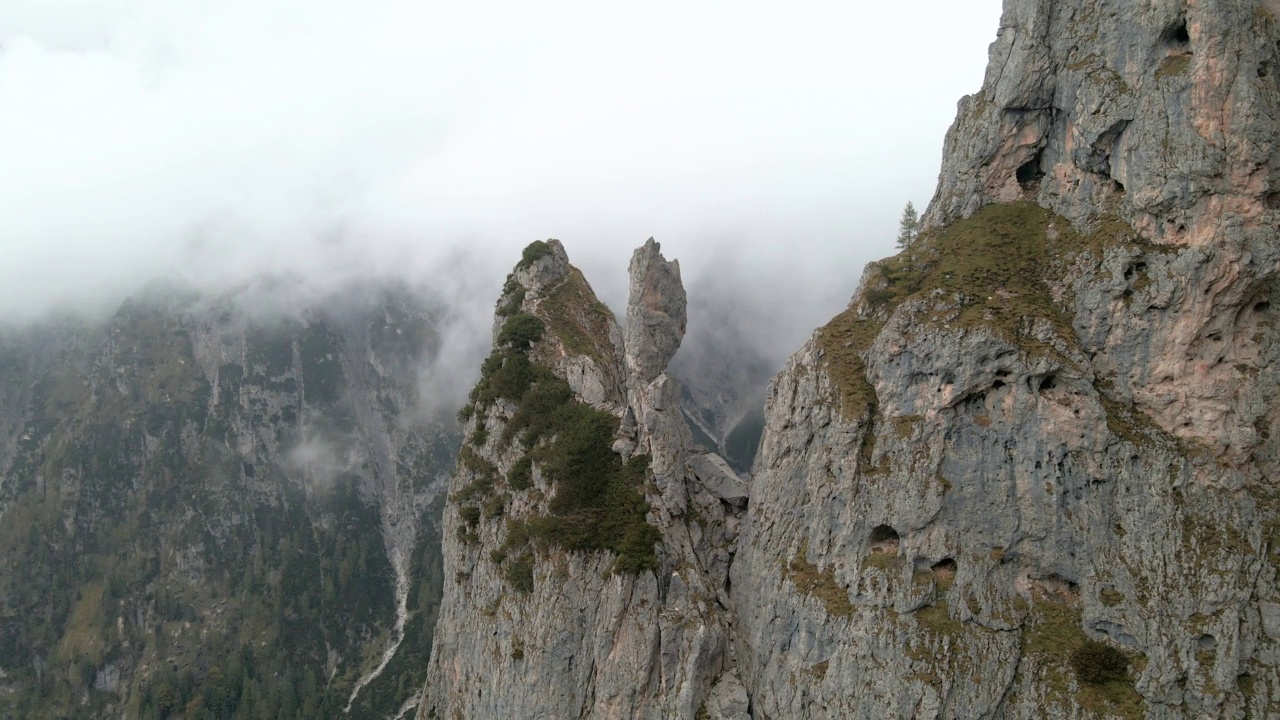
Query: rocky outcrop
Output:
[[732, 0, 1280, 717], [421, 240, 746, 719], [422, 2, 1280, 718], [625, 239, 688, 385], [926, 0, 1280, 244]]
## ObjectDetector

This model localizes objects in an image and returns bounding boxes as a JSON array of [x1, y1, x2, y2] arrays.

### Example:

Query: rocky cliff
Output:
[[421, 240, 749, 719], [0, 282, 457, 719], [733, 0, 1280, 717], [423, 0, 1280, 718]]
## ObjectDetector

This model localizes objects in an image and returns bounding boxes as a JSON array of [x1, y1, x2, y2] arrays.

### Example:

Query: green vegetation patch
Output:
[[465, 311, 660, 580], [453, 447, 499, 504], [507, 456, 533, 491], [496, 276, 528, 318], [1156, 54, 1191, 80], [817, 201, 1093, 419], [819, 201, 1168, 449], [1023, 599, 1144, 719], [505, 552, 535, 594], [1072, 639, 1130, 684], [815, 310, 882, 420], [1099, 589, 1126, 607], [496, 312, 545, 350], [539, 267, 617, 367], [916, 600, 964, 637], [864, 202, 1081, 348], [1180, 504, 1253, 567], [785, 540, 854, 618], [862, 552, 906, 572], [516, 240, 555, 270]]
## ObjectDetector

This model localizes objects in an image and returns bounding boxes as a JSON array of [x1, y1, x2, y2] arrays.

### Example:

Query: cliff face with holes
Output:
[[731, 0, 1280, 717], [421, 241, 749, 719]]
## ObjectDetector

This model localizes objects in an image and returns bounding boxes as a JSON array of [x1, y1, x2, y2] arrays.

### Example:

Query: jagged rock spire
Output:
[[625, 239, 687, 384], [423, 237, 740, 720]]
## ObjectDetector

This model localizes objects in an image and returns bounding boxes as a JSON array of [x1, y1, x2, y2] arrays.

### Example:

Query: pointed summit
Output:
[[625, 238, 688, 384]]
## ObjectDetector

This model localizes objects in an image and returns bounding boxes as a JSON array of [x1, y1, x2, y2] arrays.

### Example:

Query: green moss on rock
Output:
[[916, 600, 964, 637], [868, 202, 1081, 343], [1155, 54, 1191, 79], [505, 552, 535, 593], [1023, 599, 1145, 719], [785, 540, 854, 618], [516, 240, 555, 270], [815, 311, 882, 421], [539, 267, 617, 367], [472, 308, 660, 578]]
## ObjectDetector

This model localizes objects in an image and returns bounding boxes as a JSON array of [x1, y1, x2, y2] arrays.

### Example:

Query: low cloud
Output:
[[1, 0, 1002, 390], [286, 433, 353, 492]]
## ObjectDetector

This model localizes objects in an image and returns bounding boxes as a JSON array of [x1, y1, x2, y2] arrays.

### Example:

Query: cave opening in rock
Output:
[[1161, 19, 1190, 48], [1016, 151, 1046, 189], [1034, 573, 1081, 602], [869, 524, 901, 554]]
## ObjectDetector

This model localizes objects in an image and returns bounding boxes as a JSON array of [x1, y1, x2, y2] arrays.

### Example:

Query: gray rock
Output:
[[924, 0, 1279, 246], [730, 0, 1280, 716], [515, 238, 572, 293], [706, 669, 751, 720], [688, 452, 749, 507], [422, 240, 741, 719], [625, 239, 688, 384], [423, 1, 1280, 717], [92, 663, 120, 694]]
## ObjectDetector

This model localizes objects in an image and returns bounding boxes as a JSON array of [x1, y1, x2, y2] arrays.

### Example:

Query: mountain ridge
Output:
[[0, 281, 457, 719], [422, 0, 1280, 717]]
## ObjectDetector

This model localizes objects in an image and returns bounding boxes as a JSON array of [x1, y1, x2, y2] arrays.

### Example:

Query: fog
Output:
[[1, 0, 1003, 385]]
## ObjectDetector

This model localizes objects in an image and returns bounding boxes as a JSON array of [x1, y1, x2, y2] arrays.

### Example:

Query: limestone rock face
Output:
[[421, 240, 744, 719], [731, 0, 1280, 717], [626, 239, 688, 385], [422, 1, 1280, 718], [926, 0, 1280, 243]]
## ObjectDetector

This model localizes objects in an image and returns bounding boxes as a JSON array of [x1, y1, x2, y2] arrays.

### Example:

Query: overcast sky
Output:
[[0, 0, 1003, 357]]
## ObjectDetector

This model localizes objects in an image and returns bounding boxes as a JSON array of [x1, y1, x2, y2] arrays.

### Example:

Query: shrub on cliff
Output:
[[1071, 639, 1129, 684]]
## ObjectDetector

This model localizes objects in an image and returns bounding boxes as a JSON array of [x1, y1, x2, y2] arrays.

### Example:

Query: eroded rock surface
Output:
[[421, 240, 744, 719], [422, 1, 1280, 717], [732, 0, 1280, 717], [626, 238, 688, 385]]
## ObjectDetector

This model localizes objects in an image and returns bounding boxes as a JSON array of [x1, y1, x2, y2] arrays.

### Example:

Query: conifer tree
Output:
[[896, 201, 920, 249]]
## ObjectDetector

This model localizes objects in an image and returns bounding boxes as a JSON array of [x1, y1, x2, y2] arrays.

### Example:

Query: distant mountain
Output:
[[670, 301, 772, 475], [0, 281, 458, 719]]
